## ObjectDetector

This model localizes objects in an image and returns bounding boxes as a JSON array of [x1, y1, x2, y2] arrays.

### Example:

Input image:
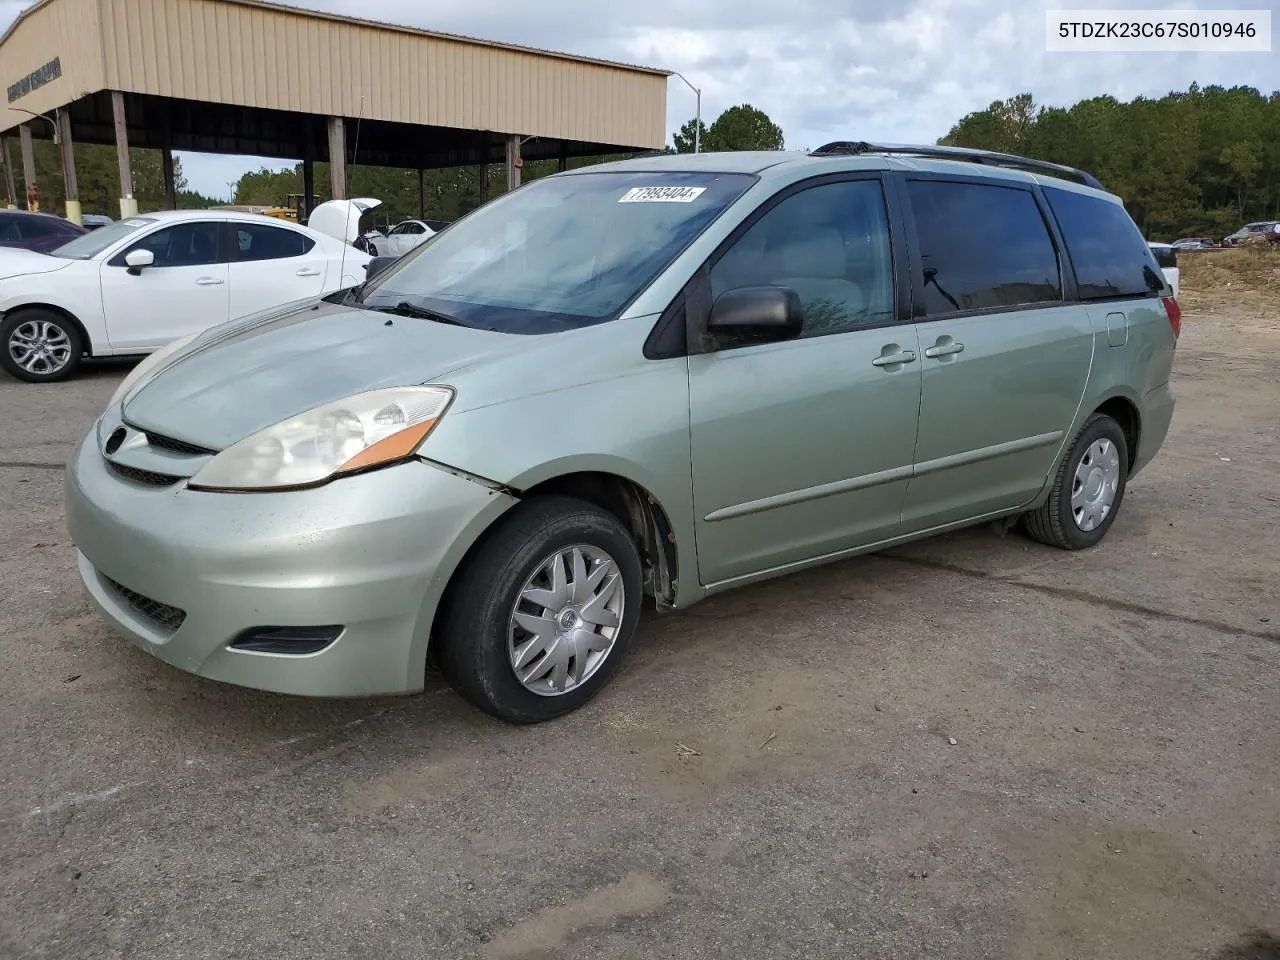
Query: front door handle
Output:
[[296, 268, 322, 277], [872, 349, 917, 367], [195, 277, 225, 286], [924, 339, 965, 358]]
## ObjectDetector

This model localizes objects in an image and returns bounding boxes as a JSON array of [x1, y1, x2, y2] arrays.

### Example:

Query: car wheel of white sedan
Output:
[[437, 495, 644, 724], [1, 308, 83, 383]]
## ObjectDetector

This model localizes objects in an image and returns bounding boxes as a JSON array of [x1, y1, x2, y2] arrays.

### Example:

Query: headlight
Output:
[[108, 333, 198, 409], [189, 386, 454, 491]]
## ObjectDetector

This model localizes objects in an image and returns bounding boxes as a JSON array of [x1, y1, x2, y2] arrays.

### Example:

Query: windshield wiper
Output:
[[366, 301, 465, 326]]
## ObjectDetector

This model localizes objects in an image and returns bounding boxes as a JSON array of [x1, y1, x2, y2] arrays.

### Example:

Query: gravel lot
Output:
[[2, 292, 1278, 960]]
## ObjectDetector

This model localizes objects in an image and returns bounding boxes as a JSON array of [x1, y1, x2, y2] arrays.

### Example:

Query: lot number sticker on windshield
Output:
[[618, 186, 707, 203]]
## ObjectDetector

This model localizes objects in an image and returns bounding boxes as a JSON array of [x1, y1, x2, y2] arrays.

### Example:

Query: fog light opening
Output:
[[229, 626, 344, 655]]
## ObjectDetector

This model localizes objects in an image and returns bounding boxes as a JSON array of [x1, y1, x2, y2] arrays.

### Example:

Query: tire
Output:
[[1, 308, 84, 383], [1022, 413, 1129, 550], [436, 495, 643, 724]]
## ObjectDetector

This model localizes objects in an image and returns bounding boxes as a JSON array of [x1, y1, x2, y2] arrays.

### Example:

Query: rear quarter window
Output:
[[1044, 187, 1165, 300]]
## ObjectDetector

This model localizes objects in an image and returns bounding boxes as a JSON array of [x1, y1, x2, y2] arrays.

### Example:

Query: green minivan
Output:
[[67, 143, 1178, 722]]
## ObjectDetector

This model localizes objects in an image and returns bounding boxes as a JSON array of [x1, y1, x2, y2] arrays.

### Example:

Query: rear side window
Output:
[[906, 180, 1062, 316], [233, 224, 314, 261], [1149, 246, 1177, 270], [1044, 187, 1165, 300]]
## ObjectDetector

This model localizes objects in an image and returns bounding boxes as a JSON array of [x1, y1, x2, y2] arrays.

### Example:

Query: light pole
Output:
[[670, 71, 701, 153]]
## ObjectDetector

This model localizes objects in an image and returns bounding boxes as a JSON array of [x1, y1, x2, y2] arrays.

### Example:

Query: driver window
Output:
[[709, 179, 894, 335], [126, 222, 220, 268]]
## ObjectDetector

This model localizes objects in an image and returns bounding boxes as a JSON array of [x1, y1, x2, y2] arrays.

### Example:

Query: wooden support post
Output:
[[302, 120, 315, 219], [505, 134, 521, 191], [111, 91, 137, 218], [302, 159, 314, 220], [161, 147, 176, 209], [57, 108, 80, 224], [0, 137, 16, 208], [327, 116, 347, 200], [478, 162, 488, 204], [558, 142, 568, 172], [18, 124, 36, 211], [417, 167, 424, 220]]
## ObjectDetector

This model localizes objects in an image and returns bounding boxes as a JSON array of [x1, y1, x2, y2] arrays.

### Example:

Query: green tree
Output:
[[703, 104, 784, 152], [939, 84, 1280, 240], [233, 167, 301, 206], [672, 117, 708, 153], [12, 140, 196, 217]]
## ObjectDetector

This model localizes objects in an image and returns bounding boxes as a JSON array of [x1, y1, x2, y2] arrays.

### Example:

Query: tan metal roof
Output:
[[0, 0, 669, 148]]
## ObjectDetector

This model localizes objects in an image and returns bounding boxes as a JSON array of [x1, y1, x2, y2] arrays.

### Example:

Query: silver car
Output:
[[66, 146, 1177, 723]]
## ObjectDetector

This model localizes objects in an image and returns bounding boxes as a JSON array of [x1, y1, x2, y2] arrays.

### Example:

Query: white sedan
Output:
[[0, 207, 372, 382], [368, 219, 435, 257]]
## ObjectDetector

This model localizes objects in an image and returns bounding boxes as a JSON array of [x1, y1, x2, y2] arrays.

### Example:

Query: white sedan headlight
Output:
[[108, 332, 198, 409], [189, 386, 454, 491]]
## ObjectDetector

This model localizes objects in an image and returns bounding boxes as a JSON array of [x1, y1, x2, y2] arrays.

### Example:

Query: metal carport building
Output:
[[0, 0, 669, 222]]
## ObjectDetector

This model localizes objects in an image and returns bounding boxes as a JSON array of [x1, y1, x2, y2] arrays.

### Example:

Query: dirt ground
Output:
[[1, 261, 1277, 959]]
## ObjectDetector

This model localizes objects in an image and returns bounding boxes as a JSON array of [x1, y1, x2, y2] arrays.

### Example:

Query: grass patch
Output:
[[1180, 246, 1280, 308]]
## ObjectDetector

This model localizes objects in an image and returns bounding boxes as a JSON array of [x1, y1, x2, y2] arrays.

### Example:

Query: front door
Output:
[[688, 176, 922, 586], [100, 219, 230, 351], [897, 177, 1093, 530]]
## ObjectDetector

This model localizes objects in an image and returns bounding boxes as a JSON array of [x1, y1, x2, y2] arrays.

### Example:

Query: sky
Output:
[[2, 0, 1276, 198]]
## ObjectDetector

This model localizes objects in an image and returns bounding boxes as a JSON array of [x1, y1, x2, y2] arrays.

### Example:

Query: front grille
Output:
[[144, 431, 215, 456], [107, 461, 181, 486], [101, 575, 187, 633]]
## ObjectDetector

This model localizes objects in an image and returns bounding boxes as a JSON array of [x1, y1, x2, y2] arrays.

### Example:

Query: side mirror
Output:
[[125, 248, 154, 274], [363, 255, 398, 283], [707, 285, 803, 340]]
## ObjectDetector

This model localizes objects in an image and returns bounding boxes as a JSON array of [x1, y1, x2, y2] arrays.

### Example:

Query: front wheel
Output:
[[436, 496, 643, 723], [1022, 413, 1130, 550], [1, 308, 83, 382]]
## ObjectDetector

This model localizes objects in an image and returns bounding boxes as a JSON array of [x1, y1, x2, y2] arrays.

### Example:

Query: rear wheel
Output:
[[436, 496, 643, 723], [1022, 413, 1129, 550], [1, 308, 83, 382]]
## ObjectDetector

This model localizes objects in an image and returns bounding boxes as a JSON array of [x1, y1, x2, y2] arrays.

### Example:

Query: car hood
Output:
[[0, 247, 73, 281], [121, 300, 520, 451]]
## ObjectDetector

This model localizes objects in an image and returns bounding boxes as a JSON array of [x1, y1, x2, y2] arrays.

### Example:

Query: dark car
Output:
[[0, 209, 87, 253], [1224, 221, 1280, 247]]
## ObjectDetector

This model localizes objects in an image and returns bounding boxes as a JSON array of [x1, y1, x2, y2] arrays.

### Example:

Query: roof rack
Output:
[[809, 141, 1105, 190]]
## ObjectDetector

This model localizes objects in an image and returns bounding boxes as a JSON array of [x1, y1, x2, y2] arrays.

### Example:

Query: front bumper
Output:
[[65, 433, 516, 696]]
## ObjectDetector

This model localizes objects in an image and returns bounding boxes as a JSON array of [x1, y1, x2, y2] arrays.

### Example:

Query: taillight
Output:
[[1162, 296, 1181, 338]]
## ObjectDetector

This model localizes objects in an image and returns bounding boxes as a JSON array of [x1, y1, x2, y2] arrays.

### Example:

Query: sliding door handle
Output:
[[872, 349, 917, 367], [924, 341, 965, 358]]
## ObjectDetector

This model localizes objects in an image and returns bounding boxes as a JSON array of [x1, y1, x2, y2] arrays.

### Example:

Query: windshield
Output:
[[51, 217, 156, 259], [358, 171, 755, 333]]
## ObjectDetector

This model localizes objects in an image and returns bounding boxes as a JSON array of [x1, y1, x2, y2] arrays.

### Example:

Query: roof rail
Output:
[[809, 141, 1105, 190]]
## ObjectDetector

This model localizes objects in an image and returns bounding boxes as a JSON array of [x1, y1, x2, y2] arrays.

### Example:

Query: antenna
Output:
[[336, 96, 366, 295]]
